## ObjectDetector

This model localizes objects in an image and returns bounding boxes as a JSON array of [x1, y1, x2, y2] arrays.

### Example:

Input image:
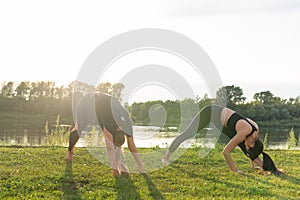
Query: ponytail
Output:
[[262, 152, 282, 175]]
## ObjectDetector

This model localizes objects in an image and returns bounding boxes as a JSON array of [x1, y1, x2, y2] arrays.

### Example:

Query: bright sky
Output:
[[1, 0, 300, 103]]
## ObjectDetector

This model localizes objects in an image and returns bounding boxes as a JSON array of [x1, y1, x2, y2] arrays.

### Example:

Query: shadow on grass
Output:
[[202, 173, 296, 200], [170, 163, 201, 178], [142, 174, 165, 200], [276, 173, 300, 185], [115, 175, 141, 200], [61, 160, 82, 200], [170, 162, 296, 199]]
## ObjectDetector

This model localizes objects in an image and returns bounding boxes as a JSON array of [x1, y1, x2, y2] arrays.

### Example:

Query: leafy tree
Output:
[[97, 82, 112, 94], [295, 96, 300, 104], [216, 85, 246, 108], [196, 93, 212, 108], [15, 81, 30, 99], [253, 91, 274, 104], [281, 108, 290, 120], [1, 81, 15, 98], [269, 107, 280, 120], [254, 105, 267, 121], [112, 83, 125, 101], [96, 82, 125, 101], [241, 104, 256, 119]]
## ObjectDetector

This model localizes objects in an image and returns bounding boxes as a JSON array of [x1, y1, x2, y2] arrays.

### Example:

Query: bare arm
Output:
[[223, 137, 243, 172], [249, 159, 255, 168], [252, 157, 263, 168], [223, 129, 249, 173], [126, 135, 145, 173]]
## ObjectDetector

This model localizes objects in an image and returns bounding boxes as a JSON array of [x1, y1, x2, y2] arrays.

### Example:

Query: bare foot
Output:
[[119, 160, 129, 174], [121, 171, 130, 176], [162, 158, 171, 165], [113, 169, 121, 177], [162, 151, 171, 164]]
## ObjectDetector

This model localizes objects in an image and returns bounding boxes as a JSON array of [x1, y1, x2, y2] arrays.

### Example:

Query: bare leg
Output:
[[103, 128, 121, 176], [162, 105, 215, 163], [162, 150, 171, 164], [162, 111, 201, 163], [67, 123, 79, 160], [116, 147, 130, 175]]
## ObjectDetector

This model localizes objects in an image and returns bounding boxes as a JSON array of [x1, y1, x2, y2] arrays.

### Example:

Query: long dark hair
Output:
[[247, 139, 264, 160], [247, 139, 281, 174]]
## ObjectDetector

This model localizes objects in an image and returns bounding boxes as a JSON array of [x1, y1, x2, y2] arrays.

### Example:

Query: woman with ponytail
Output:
[[163, 105, 283, 174], [246, 139, 283, 174]]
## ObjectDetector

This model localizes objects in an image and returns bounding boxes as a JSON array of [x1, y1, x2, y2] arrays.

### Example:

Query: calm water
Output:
[[0, 126, 299, 149]]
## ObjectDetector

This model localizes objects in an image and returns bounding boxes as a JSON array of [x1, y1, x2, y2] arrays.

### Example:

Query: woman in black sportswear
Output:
[[163, 105, 283, 174], [67, 92, 145, 176]]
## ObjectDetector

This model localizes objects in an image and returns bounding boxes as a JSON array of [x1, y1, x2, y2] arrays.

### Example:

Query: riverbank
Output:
[[1, 146, 299, 199]]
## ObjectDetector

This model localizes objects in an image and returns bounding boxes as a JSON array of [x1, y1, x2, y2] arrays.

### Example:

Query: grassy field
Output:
[[0, 145, 299, 200]]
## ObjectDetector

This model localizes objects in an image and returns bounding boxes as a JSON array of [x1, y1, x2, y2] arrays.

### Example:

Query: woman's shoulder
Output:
[[246, 117, 259, 128]]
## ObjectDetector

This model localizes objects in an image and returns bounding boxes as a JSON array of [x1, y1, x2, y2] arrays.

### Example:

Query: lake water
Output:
[[0, 126, 299, 150]]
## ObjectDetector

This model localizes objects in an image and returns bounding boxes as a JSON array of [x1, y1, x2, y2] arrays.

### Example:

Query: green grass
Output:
[[0, 146, 299, 200]]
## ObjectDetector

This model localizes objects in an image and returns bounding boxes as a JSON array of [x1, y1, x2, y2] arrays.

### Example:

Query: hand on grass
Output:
[[250, 160, 255, 169], [263, 168, 284, 175], [139, 167, 146, 174], [233, 169, 244, 175]]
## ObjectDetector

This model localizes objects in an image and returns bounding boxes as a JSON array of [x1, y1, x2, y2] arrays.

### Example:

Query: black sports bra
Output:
[[226, 112, 257, 137]]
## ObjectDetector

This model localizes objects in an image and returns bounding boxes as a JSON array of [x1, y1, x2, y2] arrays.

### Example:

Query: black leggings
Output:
[[168, 105, 224, 153], [68, 93, 96, 151], [68, 130, 79, 151]]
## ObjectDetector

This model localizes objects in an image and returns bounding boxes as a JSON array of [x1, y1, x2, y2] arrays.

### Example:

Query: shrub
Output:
[[288, 127, 296, 149]]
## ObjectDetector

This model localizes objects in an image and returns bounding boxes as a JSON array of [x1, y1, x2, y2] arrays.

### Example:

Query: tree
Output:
[[196, 93, 211, 108], [253, 91, 274, 104], [54, 86, 66, 99], [97, 82, 112, 94], [216, 85, 246, 107], [15, 81, 30, 100], [255, 105, 267, 121], [112, 83, 125, 101], [294, 96, 300, 105], [281, 108, 290, 119], [269, 107, 280, 120], [96, 82, 125, 101], [1, 81, 15, 98], [29, 82, 37, 100]]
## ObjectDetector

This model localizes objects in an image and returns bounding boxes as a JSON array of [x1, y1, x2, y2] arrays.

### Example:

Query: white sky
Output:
[[1, 0, 300, 103]]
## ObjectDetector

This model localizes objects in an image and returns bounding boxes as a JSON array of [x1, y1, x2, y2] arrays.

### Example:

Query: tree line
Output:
[[0, 81, 124, 116], [131, 85, 300, 128], [1, 81, 300, 132], [0, 81, 124, 131]]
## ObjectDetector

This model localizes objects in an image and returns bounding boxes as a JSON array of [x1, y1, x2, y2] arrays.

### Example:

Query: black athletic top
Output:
[[222, 111, 258, 160], [222, 112, 257, 139], [209, 105, 258, 160], [94, 92, 133, 137], [76, 92, 133, 137]]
